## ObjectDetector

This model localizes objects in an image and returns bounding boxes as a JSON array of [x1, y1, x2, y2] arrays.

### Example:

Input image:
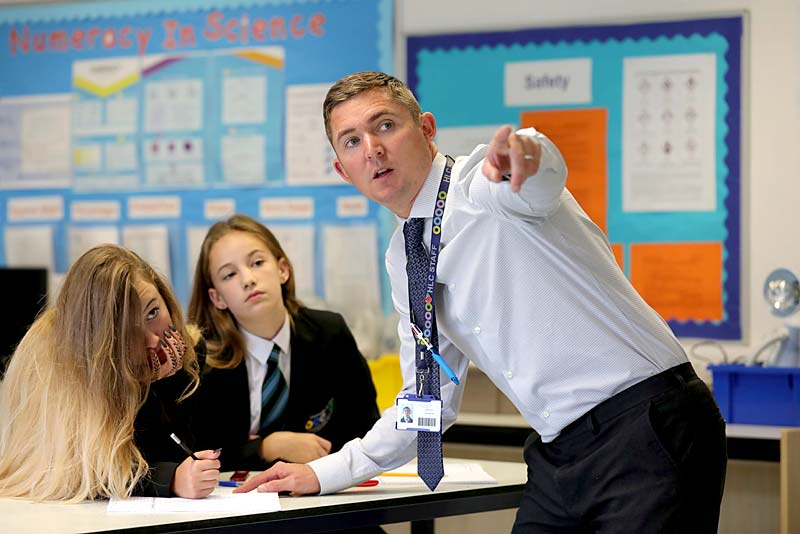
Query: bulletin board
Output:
[[408, 16, 743, 340], [0, 0, 394, 347]]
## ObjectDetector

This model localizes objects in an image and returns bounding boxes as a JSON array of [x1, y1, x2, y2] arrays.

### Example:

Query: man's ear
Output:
[[333, 159, 352, 184], [208, 287, 228, 310], [420, 112, 437, 143]]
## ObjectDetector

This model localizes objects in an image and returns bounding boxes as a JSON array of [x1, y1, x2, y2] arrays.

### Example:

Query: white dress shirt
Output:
[[241, 313, 292, 435], [309, 127, 688, 493]]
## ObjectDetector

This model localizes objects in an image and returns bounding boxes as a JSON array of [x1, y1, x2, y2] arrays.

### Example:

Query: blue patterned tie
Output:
[[259, 344, 288, 436], [404, 217, 444, 491]]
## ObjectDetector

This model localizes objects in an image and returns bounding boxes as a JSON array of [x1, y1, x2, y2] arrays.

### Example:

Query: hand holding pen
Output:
[[409, 323, 460, 385], [170, 433, 222, 498]]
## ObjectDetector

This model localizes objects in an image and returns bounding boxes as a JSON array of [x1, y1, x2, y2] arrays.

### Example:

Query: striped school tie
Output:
[[259, 343, 289, 436]]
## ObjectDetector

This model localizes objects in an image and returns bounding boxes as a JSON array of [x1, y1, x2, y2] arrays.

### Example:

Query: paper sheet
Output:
[[186, 224, 211, 283], [268, 225, 315, 300], [375, 462, 497, 486], [67, 226, 120, 265], [622, 53, 717, 212], [123, 225, 171, 280], [285, 83, 339, 185], [4, 225, 55, 270], [107, 487, 280, 514]]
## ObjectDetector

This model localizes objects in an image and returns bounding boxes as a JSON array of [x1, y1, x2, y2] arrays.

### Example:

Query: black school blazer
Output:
[[191, 307, 380, 471]]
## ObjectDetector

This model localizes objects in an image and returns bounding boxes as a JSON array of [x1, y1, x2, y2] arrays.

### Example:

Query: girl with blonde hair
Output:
[[0, 244, 220, 502]]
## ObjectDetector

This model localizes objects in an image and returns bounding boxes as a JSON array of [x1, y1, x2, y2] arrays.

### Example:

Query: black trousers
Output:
[[512, 363, 727, 533]]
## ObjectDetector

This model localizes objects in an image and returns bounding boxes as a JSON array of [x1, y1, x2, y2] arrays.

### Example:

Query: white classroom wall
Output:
[[398, 0, 800, 375]]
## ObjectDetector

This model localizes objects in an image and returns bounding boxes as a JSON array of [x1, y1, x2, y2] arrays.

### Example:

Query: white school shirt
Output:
[[309, 128, 688, 493], [241, 314, 292, 435]]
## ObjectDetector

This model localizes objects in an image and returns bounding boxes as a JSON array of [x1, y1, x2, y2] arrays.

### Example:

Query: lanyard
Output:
[[410, 155, 454, 375]]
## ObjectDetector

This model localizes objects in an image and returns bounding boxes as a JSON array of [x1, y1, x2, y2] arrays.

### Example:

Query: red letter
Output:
[[49, 30, 69, 51], [203, 12, 223, 40], [119, 26, 133, 48], [225, 18, 238, 42], [102, 28, 116, 48], [9, 26, 29, 54], [308, 13, 325, 36], [290, 15, 304, 38], [86, 27, 100, 48], [270, 17, 286, 40], [252, 19, 266, 41], [32, 31, 46, 52], [179, 25, 196, 48], [163, 19, 178, 49], [71, 29, 84, 50], [135, 28, 151, 55]]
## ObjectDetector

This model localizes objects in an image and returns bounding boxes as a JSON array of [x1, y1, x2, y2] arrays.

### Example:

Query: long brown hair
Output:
[[188, 214, 302, 369], [0, 244, 199, 502]]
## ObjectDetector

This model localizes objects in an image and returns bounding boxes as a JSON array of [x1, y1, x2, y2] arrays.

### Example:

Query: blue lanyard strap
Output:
[[409, 155, 454, 375]]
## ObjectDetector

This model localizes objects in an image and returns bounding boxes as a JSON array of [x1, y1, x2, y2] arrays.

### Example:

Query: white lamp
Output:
[[763, 268, 800, 367]]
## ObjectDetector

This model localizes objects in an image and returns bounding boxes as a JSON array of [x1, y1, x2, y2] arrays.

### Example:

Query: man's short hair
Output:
[[323, 71, 422, 144]]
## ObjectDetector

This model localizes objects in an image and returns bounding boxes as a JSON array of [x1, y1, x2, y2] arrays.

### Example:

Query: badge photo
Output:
[[395, 394, 442, 432]]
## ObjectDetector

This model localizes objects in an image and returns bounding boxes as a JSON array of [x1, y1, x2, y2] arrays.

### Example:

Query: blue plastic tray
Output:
[[709, 364, 800, 426]]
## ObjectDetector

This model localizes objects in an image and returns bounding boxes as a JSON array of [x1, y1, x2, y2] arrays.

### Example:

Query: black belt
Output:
[[560, 362, 698, 438]]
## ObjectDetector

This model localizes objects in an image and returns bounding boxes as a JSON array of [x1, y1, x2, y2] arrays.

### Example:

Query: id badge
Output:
[[396, 394, 442, 432]]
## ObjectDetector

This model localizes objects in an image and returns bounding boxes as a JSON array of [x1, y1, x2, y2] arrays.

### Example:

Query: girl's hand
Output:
[[171, 449, 221, 499], [148, 327, 187, 382], [260, 431, 332, 464]]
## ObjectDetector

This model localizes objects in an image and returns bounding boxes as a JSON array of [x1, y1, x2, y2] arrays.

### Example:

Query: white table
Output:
[[0, 459, 527, 534]]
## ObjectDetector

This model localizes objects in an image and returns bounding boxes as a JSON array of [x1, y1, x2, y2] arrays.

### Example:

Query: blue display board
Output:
[[408, 16, 743, 339], [0, 0, 393, 312]]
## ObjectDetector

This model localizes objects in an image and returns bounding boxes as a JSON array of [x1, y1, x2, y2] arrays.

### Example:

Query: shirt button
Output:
[[505, 370, 513, 379], [472, 325, 481, 335], [448, 283, 456, 291], [542, 411, 550, 419]]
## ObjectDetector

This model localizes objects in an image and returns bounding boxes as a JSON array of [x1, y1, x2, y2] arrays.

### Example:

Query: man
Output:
[[237, 72, 727, 532], [400, 406, 413, 423]]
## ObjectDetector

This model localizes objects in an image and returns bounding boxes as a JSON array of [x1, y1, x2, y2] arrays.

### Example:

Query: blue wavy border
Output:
[[408, 16, 743, 339], [0, 0, 354, 24]]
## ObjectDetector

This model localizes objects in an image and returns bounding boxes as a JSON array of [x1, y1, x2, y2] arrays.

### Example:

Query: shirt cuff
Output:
[[308, 452, 354, 495]]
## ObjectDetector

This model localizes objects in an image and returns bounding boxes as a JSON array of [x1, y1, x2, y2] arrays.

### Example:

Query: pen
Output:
[[169, 432, 199, 461], [409, 323, 460, 385], [356, 479, 379, 487], [218, 480, 242, 487]]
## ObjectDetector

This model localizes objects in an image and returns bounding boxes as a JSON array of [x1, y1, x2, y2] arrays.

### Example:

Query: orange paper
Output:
[[520, 108, 608, 233], [629, 242, 723, 322], [610, 243, 624, 271]]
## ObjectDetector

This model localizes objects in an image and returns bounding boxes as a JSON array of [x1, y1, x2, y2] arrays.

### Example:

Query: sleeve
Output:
[[133, 375, 195, 497], [132, 462, 179, 497], [325, 313, 380, 451], [189, 341, 270, 472], [308, 237, 470, 494], [455, 126, 568, 220]]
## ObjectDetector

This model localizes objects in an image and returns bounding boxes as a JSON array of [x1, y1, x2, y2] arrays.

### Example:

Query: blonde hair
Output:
[[0, 245, 199, 502], [188, 214, 301, 370], [323, 71, 422, 143]]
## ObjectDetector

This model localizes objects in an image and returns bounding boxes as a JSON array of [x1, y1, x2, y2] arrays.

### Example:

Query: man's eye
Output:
[[344, 137, 359, 148], [379, 121, 393, 131]]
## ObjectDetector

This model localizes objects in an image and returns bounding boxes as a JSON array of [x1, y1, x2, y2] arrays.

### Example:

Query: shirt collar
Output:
[[401, 151, 447, 222], [241, 312, 291, 365]]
